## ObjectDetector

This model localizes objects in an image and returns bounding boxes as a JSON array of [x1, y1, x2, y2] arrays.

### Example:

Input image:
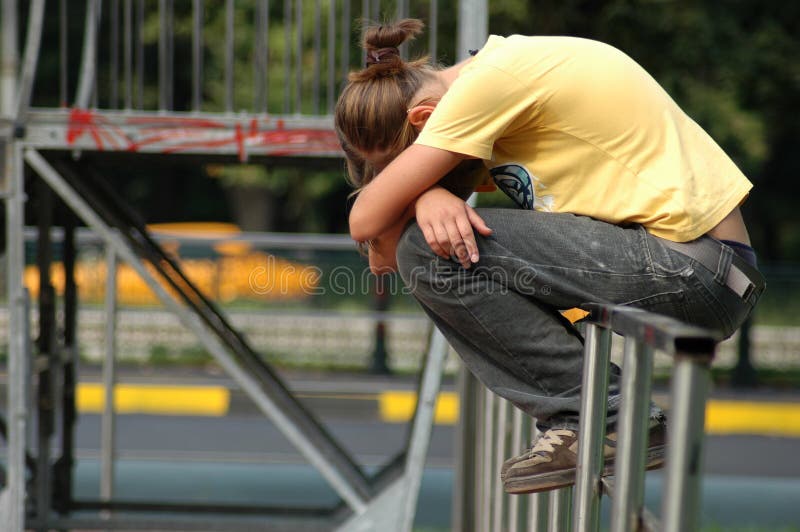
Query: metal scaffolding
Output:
[[0, 0, 490, 530]]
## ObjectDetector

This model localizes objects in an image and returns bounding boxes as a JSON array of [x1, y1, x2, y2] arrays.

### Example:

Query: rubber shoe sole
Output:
[[503, 444, 666, 495]]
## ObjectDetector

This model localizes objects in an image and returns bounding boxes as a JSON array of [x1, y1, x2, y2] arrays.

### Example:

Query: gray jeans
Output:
[[396, 209, 762, 430]]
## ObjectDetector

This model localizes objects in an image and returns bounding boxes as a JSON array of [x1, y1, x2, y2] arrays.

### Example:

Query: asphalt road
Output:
[[66, 407, 800, 530], [5, 369, 800, 530]]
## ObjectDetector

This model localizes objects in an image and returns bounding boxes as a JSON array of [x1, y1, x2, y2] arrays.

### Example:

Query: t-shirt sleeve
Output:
[[415, 64, 534, 160]]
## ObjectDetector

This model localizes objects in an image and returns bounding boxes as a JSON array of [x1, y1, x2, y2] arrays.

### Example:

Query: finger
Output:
[[445, 219, 472, 268], [455, 215, 480, 265], [466, 205, 493, 236], [432, 223, 454, 260], [421, 224, 449, 259]]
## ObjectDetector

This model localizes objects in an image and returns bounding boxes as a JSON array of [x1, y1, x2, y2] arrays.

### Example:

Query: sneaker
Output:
[[502, 419, 666, 494]]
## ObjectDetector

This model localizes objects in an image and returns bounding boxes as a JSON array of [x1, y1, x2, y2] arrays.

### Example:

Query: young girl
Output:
[[335, 19, 764, 494]]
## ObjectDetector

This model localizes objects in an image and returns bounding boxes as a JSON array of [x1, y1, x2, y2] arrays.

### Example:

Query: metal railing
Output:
[[455, 303, 721, 531], [59, 0, 447, 114]]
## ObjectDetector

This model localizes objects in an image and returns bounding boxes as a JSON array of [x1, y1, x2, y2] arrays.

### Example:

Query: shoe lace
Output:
[[528, 429, 575, 457]]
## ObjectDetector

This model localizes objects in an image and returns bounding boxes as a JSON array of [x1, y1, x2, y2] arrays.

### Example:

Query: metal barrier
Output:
[[454, 303, 720, 532]]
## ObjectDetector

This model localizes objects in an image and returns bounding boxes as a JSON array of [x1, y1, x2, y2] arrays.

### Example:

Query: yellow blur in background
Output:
[[23, 223, 318, 305]]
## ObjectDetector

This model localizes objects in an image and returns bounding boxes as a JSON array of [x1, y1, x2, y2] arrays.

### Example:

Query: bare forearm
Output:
[[367, 209, 415, 274]]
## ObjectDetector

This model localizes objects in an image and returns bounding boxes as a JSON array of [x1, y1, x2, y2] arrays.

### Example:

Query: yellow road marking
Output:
[[73, 382, 800, 438], [379, 390, 459, 425], [705, 399, 800, 437], [77, 383, 229, 417], [378, 392, 800, 437]]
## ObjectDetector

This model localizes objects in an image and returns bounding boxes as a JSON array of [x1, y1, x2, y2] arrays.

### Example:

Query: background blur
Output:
[[1, 2, 799, 531], [5, 0, 799, 377]]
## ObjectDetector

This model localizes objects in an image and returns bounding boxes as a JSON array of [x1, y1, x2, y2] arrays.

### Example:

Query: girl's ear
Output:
[[407, 104, 437, 130]]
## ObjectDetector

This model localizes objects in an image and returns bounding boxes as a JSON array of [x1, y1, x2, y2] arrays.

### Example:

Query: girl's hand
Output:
[[415, 186, 493, 269]]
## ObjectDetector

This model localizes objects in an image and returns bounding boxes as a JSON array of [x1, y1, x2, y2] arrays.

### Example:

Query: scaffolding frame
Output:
[[0, 0, 490, 530]]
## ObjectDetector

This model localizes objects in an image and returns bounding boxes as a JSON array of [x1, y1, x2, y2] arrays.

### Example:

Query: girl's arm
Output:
[[367, 208, 414, 274], [348, 144, 464, 242]]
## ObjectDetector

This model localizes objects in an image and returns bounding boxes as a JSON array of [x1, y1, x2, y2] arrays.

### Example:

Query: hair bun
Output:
[[363, 19, 424, 53]]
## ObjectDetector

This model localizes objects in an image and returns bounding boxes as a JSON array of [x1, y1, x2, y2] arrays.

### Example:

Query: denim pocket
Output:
[[642, 230, 696, 278]]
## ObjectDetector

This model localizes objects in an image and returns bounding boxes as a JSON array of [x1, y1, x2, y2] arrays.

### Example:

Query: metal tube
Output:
[[253, 0, 267, 113], [192, 0, 203, 112], [158, 0, 167, 111], [398, 329, 449, 532], [661, 355, 712, 532], [429, 0, 438, 62], [75, 0, 99, 108], [610, 338, 654, 532], [110, 0, 120, 109], [548, 487, 572, 531], [60, 0, 68, 107], [492, 400, 509, 532], [13, 0, 45, 122], [396, 0, 408, 59], [312, 0, 321, 114], [1, 0, 18, 116], [457, 0, 488, 59], [452, 368, 479, 532], [2, 140, 26, 532], [295, 0, 304, 113], [507, 406, 522, 532], [340, 0, 351, 86], [283, 0, 292, 113], [124, 0, 132, 110], [225, 0, 234, 112], [529, 492, 549, 530], [101, 247, 118, 502], [326, 0, 335, 113], [136, 0, 144, 110], [572, 324, 612, 532], [481, 388, 495, 532]]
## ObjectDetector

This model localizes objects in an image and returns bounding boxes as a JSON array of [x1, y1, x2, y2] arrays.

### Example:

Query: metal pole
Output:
[[283, 0, 292, 113], [507, 406, 523, 532], [124, 0, 132, 109], [661, 355, 712, 532], [295, 0, 303, 114], [253, 0, 267, 113], [610, 338, 654, 532], [312, 0, 321, 114], [481, 388, 495, 532], [60, 0, 68, 107], [0, 0, 18, 115], [457, 0, 488, 60], [549, 487, 573, 531], [398, 330, 449, 532], [428, 0, 438, 62], [136, 0, 144, 110], [573, 324, 612, 532], [75, 0, 99, 108], [225, 0, 234, 113], [192, 0, 203, 112], [110, 0, 120, 109], [100, 247, 118, 503], [2, 140, 27, 532], [326, 0, 335, 113], [340, 0, 350, 86], [452, 368, 479, 532], [492, 400, 509, 532]]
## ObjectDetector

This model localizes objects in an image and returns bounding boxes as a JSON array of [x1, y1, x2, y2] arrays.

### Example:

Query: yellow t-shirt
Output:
[[415, 35, 752, 242]]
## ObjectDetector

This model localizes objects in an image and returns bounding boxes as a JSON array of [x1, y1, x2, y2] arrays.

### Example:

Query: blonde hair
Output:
[[335, 19, 438, 191]]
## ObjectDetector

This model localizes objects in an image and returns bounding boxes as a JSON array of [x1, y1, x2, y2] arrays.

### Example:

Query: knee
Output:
[[396, 222, 437, 286]]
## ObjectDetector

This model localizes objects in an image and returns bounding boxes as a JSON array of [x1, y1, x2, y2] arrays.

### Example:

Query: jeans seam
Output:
[[449, 283, 554, 397]]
